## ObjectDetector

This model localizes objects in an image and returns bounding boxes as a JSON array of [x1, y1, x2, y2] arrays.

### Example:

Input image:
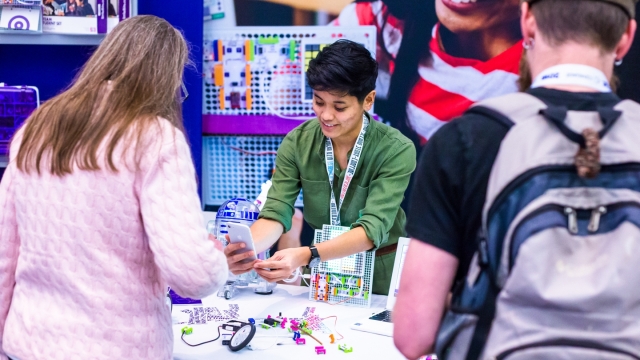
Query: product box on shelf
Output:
[[42, 0, 131, 35]]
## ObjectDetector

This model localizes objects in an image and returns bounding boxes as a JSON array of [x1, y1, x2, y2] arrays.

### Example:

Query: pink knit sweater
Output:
[[0, 119, 228, 360]]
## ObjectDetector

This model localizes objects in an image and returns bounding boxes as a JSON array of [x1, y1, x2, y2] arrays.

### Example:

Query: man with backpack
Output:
[[393, 1, 639, 359]]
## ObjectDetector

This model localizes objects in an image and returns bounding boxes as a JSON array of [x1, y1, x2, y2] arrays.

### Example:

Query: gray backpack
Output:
[[435, 92, 640, 360]]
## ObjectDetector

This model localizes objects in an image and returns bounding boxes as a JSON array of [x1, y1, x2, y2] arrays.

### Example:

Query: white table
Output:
[[172, 284, 404, 359]]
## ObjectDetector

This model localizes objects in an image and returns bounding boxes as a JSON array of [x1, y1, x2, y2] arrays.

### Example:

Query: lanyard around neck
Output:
[[325, 114, 369, 226], [531, 64, 611, 93]]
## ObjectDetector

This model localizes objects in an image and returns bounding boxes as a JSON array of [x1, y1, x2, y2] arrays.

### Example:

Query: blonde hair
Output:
[[16, 15, 189, 176]]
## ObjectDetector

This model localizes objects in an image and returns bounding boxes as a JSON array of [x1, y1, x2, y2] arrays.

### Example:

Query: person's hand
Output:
[[208, 233, 223, 251], [253, 247, 311, 282], [222, 235, 258, 275]]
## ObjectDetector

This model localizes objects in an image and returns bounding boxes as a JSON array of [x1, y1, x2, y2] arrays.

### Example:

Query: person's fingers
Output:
[[223, 242, 245, 256], [228, 250, 255, 264], [230, 260, 257, 275], [256, 269, 288, 282], [254, 259, 279, 269], [213, 240, 223, 251]]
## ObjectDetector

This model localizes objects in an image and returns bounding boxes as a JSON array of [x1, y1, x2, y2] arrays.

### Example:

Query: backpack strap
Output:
[[540, 105, 623, 148], [461, 93, 547, 360], [466, 92, 548, 127]]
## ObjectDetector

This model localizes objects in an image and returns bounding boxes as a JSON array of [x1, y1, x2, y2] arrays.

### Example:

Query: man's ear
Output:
[[363, 90, 376, 112], [615, 19, 637, 62]]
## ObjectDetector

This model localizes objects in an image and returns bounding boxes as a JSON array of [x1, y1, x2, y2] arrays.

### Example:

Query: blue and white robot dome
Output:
[[214, 197, 260, 243]]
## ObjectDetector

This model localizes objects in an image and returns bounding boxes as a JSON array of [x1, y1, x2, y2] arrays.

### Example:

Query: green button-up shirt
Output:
[[259, 114, 416, 294]]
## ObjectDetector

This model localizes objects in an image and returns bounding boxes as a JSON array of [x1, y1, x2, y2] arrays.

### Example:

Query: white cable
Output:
[[302, 275, 310, 287], [281, 267, 301, 283], [258, 66, 313, 121]]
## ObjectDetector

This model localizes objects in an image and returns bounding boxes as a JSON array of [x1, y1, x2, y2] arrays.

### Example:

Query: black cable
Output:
[[181, 326, 223, 347]]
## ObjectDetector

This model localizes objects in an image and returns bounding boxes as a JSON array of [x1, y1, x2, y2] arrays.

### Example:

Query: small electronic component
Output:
[[339, 344, 354, 353], [230, 91, 241, 109]]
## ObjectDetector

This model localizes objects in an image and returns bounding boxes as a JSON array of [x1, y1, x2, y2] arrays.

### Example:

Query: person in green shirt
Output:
[[223, 40, 416, 295]]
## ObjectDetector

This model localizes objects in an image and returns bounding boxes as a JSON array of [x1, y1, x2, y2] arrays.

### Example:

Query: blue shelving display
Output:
[[0, 0, 204, 199]]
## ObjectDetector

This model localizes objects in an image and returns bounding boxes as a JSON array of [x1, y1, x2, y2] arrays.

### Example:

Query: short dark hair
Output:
[[532, 0, 629, 53], [306, 39, 378, 102]]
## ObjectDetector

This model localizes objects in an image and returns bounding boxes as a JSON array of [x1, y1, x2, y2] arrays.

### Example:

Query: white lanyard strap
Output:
[[325, 114, 369, 226], [531, 64, 611, 93]]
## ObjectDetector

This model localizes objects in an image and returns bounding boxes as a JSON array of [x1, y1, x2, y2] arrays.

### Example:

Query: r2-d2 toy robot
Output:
[[209, 194, 276, 299]]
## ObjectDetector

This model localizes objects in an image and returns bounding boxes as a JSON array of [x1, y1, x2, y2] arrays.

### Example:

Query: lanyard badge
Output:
[[325, 114, 369, 226]]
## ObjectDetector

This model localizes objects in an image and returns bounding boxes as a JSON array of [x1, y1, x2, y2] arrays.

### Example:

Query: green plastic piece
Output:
[[248, 40, 255, 61], [339, 344, 353, 353], [258, 37, 279, 45], [181, 326, 193, 335], [261, 324, 270, 329], [289, 40, 296, 61]]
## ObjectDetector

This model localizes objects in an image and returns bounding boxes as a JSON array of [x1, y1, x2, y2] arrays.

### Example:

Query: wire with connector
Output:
[[181, 326, 223, 347]]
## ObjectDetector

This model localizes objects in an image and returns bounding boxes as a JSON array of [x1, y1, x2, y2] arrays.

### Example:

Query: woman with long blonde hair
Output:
[[0, 15, 228, 360]]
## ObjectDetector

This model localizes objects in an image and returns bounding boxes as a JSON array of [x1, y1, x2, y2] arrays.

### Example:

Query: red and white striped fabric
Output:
[[331, 1, 403, 99], [332, 2, 522, 141]]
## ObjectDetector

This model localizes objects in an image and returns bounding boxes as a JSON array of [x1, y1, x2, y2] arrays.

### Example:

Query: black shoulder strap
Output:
[[464, 237, 499, 360], [464, 106, 515, 130], [540, 104, 623, 148]]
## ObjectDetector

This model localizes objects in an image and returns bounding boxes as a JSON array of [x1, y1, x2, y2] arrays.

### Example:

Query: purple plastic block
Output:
[[202, 114, 381, 136], [296, 338, 306, 345], [168, 289, 202, 305], [0, 86, 37, 157]]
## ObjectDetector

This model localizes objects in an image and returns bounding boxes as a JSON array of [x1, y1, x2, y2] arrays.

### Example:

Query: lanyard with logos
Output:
[[531, 64, 611, 93], [325, 114, 369, 226]]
